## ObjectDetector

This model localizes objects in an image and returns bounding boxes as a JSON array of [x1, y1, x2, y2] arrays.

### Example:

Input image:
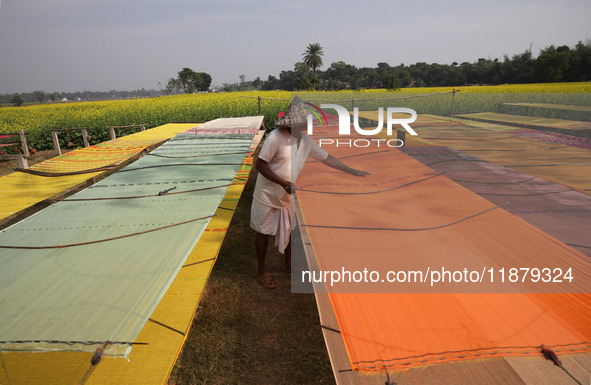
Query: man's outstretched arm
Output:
[[321, 154, 371, 177]]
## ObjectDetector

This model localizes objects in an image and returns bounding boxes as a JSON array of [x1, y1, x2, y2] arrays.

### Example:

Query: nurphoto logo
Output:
[[305, 103, 418, 148]]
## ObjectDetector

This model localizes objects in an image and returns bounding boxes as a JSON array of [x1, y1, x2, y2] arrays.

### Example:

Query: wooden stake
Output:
[[16, 154, 29, 169], [258, 96, 261, 115], [19, 130, 29, 157], [81, 128, 90, 147], [51, 130, 62, 156]]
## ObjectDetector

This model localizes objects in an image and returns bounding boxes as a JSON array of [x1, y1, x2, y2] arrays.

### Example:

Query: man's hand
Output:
[[348, 169, 372, 177], [256, 158, 295, 193], [322, 154, 372, 177], [282, 182, 296, 194]]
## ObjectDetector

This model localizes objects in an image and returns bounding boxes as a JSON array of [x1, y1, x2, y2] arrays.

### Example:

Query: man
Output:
[[251, 97, 370, 288]]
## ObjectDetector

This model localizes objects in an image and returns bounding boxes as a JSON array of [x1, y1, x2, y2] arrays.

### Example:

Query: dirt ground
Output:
[[0, 150, 60, 177]]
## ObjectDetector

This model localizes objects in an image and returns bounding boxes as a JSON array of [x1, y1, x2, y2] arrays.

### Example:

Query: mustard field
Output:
[[1, 83, 590, 151]]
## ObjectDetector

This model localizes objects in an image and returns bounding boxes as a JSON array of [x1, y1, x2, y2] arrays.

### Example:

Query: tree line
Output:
[[1, 68, 213, 106], [2, 40, 589, 106], [225, 40, 591, 91], [0, 89, 163, 106]]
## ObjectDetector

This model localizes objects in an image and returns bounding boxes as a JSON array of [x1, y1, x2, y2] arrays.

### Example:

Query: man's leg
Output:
[[255, 232, 278, 289], [255, 231, 269, 277], [285, 236, 291, 273]]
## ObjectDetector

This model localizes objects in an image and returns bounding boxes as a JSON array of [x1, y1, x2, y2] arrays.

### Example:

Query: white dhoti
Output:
[[250, 199, 292, 254]]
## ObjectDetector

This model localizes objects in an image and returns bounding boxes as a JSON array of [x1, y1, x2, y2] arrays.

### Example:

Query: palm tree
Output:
[[302, 43, 324, 90]]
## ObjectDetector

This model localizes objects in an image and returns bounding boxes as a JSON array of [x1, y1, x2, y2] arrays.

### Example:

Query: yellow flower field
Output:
[[1, 84, 589, 152]]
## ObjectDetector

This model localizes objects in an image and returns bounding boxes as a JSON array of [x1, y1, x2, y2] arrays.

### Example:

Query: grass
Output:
[[168, 161, 335, 385]]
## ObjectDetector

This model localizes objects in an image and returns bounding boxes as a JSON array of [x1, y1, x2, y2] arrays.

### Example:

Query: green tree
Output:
[[10, 94, 25, 107], [302, 43, 324, 90], [262, 75, 280, 90], [293, 62, 313, 90], [501, 49, 535, 84], [34, 91, 46, 103], [376, 62, 392, 78], [567, 41, 591, 81], [165, 78, 182, 95], [221, 83, 236, 92], [252, 77, 262, 89], [535, 45, 570, 82], [382, 73, 400, 91], [178, 67, 200, 93], [323, 61, 360, 90], [197, 72, 212, 91], [175, 68, 212, 93], [394, 65, 413, 87]]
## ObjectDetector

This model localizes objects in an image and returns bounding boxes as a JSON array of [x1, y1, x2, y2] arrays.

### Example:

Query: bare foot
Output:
[[257, 273, 277, 289]]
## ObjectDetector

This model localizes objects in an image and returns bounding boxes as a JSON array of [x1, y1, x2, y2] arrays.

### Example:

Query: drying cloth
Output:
[[295, 124, 591, 373], [0, 118, 263, 357]]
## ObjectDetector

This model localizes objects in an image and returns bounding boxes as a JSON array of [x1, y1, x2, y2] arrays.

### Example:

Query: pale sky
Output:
[[0, 0, 589, 93]]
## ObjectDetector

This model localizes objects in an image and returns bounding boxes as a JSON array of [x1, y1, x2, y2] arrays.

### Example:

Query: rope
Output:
[[118, 163, 244, 173], [452, 176, 538, 185], [0, 339, 143, 346], [321, 325, 341, 334], [147, 151, 247, 159], [300, 202, 506, 232], [566, 243, 591, 250], [158, 186, 177, 196], [182, 257, 216, 268], [296, 172, 445, 195], [0, 215, 213, 250], [384, 366, 395, 385], [239, 90, 458, 102], [167, 136, 251, 142], [14, 164, 116, 177], [304, 135, 378, 140], [216, 206, 236, 211], [335, 149, 394, 160], [455, 145, 566, 152], [504, 162, 591, 168], [351, 341, 591, 370], [425, 158, 489, 167], [148, 318, 185, 336], [404, 370, 421, 385], [476, 189, 572, 197], [0, 350, 12, 385], [107, 124, 147, 129], [541, 345, 583, 385], [307, 149, 393, 163], [420, 135, 519, 141], [78, 343, 107, 385], [62, 184, 231, 201]]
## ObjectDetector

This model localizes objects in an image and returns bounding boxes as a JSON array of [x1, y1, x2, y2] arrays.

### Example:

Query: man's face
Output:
[[289, 123, 306, 138]]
